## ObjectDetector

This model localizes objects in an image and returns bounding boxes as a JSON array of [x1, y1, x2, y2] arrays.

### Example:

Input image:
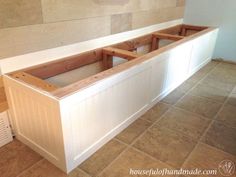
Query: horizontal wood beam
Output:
[[25, 49, 103, 79], [103, 47, 140, 61], [10, 72, 58, 92], [182, 24, 208, 31], [152, 32, 185, 41]]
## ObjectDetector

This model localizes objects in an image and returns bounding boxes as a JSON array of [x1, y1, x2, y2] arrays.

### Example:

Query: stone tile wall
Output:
[[0, 0, 185, 59]]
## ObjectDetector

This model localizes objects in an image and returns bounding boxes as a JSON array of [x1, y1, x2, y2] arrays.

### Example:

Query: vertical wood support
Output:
[[151, 35, 160, 51], [102, 53, 113, 70]]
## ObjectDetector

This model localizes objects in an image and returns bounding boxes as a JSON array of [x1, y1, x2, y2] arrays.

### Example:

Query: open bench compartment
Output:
[[4, 24, 218, 173], [9, 24, 208, 89]]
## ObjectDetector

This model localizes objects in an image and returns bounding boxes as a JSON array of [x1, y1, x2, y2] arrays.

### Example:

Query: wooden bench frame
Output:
[[6, 24, 209, 98], [151, 32, 185, 51]]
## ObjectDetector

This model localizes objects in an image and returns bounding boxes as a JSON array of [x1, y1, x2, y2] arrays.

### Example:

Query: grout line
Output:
[[214, 119, 236, 130], [177, 63, 225, 168], [16, 158, 45, 177], [96, 103, 173, 176], [180, 66, 236, 168], [114, 138, 175, 169], [172, 62, 221, 108], [77, 167, 92, 177], [200, 142, 236, 157]]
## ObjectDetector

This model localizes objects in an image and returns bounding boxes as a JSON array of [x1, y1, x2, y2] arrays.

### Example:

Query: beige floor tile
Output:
[[176, 95, 222, 119], [70, 168, 91, 177], [161, 81, 196, 105], [79, 139, 126, 176], [133, 125, 197, 168], [176, 81, 196, 93], [18, 159, 65, 177], [198, 61, 219, 74], [183, 143, 236, 177], [18, 159, 91, 177], [216, 104, 236, 128], [99, 147, 174, 177], [0, 139, 42, 177], [200, 75, 235, 92], [186, 71, 207, 84], [217, 62, 236, 70], [202, 122, 236, 156], [232, 87, 236, 94], [157, 108, 211, 140], [227, 93, 236, 107], [140, 102, 170, 123], [189, 84, 229, 103], [208, 67, 236, 84], [161, 90, 186, 105], [116, 119, 152, 144]]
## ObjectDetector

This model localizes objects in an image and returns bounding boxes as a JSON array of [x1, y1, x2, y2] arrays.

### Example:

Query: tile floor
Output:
[[0, 61, 236, 177]]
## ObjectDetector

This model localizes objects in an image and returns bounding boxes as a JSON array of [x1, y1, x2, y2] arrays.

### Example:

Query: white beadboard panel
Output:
[[189, 29, 219, 74], [150, 41, 192, 101], [0, 111, 13, 147], [4, 76, 67, 171], [59, 65, 151, 171]]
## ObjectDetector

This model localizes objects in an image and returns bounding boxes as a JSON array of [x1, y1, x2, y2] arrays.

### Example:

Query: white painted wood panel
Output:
[[4, 77, 67, 171], [189, 29, 219, 74], [59, 64, 151, 171], [150, 41, 192, 101]]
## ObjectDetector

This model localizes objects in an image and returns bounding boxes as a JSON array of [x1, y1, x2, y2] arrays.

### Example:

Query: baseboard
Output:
[[212, 58, 236, 65]]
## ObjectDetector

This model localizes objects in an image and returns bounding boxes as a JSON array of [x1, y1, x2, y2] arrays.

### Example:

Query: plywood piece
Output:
[[10, 72, 58, 92], [0, 101, 8, 113], [0, 76, 4, 87], [46, 62, 103, 87], [26, 49, 102, 79], [0, 77, 8, 112]]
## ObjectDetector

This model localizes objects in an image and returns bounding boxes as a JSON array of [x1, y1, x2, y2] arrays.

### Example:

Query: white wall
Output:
[[184, 0, 236, 62]]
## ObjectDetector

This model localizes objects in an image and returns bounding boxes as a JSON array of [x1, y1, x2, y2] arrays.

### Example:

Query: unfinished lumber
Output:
[[102, 47, 140, 69], [0, 77, 8, 112], [151, 32, 184, 51], [180, 24, 208, 36], [153, 32, 185, 41], [25, 50, 103, 79], [10, 72, 58, 92], [103, 47, 140, 60]]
